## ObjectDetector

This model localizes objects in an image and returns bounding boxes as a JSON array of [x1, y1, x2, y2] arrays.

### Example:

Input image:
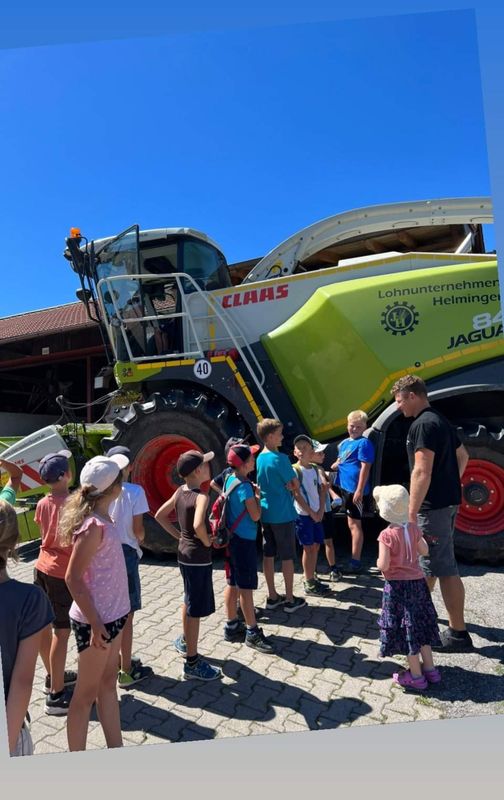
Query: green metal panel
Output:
[[262, 260, 502, 438]]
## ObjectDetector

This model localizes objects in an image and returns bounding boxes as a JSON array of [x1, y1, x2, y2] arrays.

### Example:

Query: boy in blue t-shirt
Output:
[[223, 444, 274, 653], [331, 410, 375, 574], [256, 419, 307, 614]]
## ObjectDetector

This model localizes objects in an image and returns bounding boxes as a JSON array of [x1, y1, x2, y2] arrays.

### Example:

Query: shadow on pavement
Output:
[[427, 665, 504, 704], [133, 660, 374, 731], [117, 693, 216, 743]]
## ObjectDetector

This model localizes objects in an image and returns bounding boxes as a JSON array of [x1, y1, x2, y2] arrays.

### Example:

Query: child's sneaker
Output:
[[422, 667, 442, 684], [224, 621, 246, 643], [117, 664, 152, 689], [173, 634, 187, 655], [183, 658, 222, 681], [245, 627, 275, 653], [44, 670, 78, 695], [304, 579, 330, 597], [265, 593, 286, 610], [284, 596, 307, 614], [392, 669, 428, 691], [44, 689, 72, 716]]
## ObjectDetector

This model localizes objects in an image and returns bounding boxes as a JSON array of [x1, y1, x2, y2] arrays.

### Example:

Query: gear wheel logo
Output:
[[381, 301, 419, 336]]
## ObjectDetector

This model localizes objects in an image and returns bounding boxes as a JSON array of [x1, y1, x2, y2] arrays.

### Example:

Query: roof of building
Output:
[[0, 302, 97, 344]]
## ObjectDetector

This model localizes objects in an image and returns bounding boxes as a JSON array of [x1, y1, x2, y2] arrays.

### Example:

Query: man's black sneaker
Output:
[[432, 628, 474, 653], [265, 594, 286, 610], [284, 596, 307, 614], [224, 621, 247, 643], [45, 689, 72, 716], [245, 627, 275, 653], [44, 670, 77, 695]]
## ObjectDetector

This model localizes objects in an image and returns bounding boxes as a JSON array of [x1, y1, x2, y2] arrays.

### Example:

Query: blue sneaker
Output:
[[174, 634, 187, 655], [183, 658, 222, 681]]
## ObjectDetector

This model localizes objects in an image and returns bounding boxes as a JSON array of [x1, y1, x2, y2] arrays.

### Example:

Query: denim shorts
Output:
[[122, 544, 142, 613], [417, 505, 459, 578]]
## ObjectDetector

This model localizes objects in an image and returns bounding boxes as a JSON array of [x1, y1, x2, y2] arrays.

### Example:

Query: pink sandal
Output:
[[392, 669, 428, 691], [422, 667, 442, 684]]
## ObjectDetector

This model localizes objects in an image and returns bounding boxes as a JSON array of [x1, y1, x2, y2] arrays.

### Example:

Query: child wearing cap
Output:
[[33, 450, 76, 716], [58, 453, 131, 751], [374, 484, 442, 692], [331, 410, 375, 574], [210, 437, 266, 632], [310, 443, 343, 583], [209, 437, 243, 495], [292, 436, 330, 598], [105, 445, 151, 689], [222, 443, 274, 653], [155, 450, 222, 682]]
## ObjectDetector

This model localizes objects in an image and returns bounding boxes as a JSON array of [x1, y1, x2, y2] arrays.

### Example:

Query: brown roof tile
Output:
[[0, 302, 98, 344]]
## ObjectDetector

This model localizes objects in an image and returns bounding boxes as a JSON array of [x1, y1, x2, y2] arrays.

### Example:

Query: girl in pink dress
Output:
[[374, 484, 442, 691], [59, 454, 130, 751]]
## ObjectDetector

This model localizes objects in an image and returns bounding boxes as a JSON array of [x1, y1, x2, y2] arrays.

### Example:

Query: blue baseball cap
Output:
[[39, 450, 72, 483]]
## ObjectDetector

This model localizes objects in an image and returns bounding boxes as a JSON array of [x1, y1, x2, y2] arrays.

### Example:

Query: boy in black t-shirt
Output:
[[392, 374, 472, 653]]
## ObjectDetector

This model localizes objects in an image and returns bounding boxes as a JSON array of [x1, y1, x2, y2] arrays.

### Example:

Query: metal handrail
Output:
[[95, 273, 277, 416]]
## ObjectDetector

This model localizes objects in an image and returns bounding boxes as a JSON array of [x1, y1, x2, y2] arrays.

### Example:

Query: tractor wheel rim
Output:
[[457, 458, 504, 536], [131, 434, 201, 517]]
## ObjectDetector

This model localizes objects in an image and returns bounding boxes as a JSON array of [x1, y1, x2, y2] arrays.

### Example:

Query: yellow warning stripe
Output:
[[313, 337, 504, 436], [135, 355, 263, 423], [225, 357, 263, 421]]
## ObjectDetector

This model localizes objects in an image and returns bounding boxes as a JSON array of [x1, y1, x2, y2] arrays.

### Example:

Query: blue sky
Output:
[[0, 10, 491, 317]]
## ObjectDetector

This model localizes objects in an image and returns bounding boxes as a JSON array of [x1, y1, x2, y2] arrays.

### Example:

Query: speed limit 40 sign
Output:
[[193, 359, 212, 379]]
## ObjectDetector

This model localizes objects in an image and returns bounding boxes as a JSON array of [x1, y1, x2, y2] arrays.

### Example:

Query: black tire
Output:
[[102, 389, 247, 556], [454, 423, 504, 565]]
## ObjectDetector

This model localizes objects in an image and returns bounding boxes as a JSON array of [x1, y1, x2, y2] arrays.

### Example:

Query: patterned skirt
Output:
[[378, 578, 442, 657]]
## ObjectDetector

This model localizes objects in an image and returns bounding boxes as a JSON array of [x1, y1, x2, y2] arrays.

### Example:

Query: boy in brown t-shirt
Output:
[[155, 450, 222, 681]]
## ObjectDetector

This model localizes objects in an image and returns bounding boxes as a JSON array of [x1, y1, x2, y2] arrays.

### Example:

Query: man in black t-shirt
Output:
[[392, 375, 473, 653]]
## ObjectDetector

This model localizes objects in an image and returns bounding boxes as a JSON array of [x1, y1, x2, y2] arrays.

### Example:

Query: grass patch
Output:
[[416, 695, 433, 707]]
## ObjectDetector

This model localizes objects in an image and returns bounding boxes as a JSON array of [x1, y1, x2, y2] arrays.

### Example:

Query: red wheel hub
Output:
[[131, 434, 209, 518], [457, 458, 504, 536]]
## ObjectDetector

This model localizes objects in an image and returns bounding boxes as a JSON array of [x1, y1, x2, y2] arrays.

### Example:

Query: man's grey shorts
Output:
[[417, 505, 459, 578], [262, 522, 296, 561]]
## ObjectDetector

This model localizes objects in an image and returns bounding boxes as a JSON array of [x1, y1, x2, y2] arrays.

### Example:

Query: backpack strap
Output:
[[223, 476, 252, 533], [293, 462, 311, 505]]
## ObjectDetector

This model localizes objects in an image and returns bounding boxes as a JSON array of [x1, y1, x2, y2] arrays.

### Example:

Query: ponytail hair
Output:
[[58, 472, 123, 546], [0, 499, 20, 569]]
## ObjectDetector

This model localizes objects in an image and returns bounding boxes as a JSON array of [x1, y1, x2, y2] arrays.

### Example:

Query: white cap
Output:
[[80, 454, 129, 496], [373, 484, 410, 525], [312, 440, 328, 453]]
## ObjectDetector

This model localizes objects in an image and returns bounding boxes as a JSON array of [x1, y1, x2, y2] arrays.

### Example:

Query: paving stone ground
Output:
[[8, 536, 504, 754]]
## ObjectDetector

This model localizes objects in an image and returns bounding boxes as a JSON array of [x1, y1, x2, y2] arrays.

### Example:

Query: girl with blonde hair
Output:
[[60, 454, 130, 751]]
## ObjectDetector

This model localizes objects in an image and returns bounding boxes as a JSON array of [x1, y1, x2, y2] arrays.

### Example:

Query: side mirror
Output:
[[76, 288, 92, 304]]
